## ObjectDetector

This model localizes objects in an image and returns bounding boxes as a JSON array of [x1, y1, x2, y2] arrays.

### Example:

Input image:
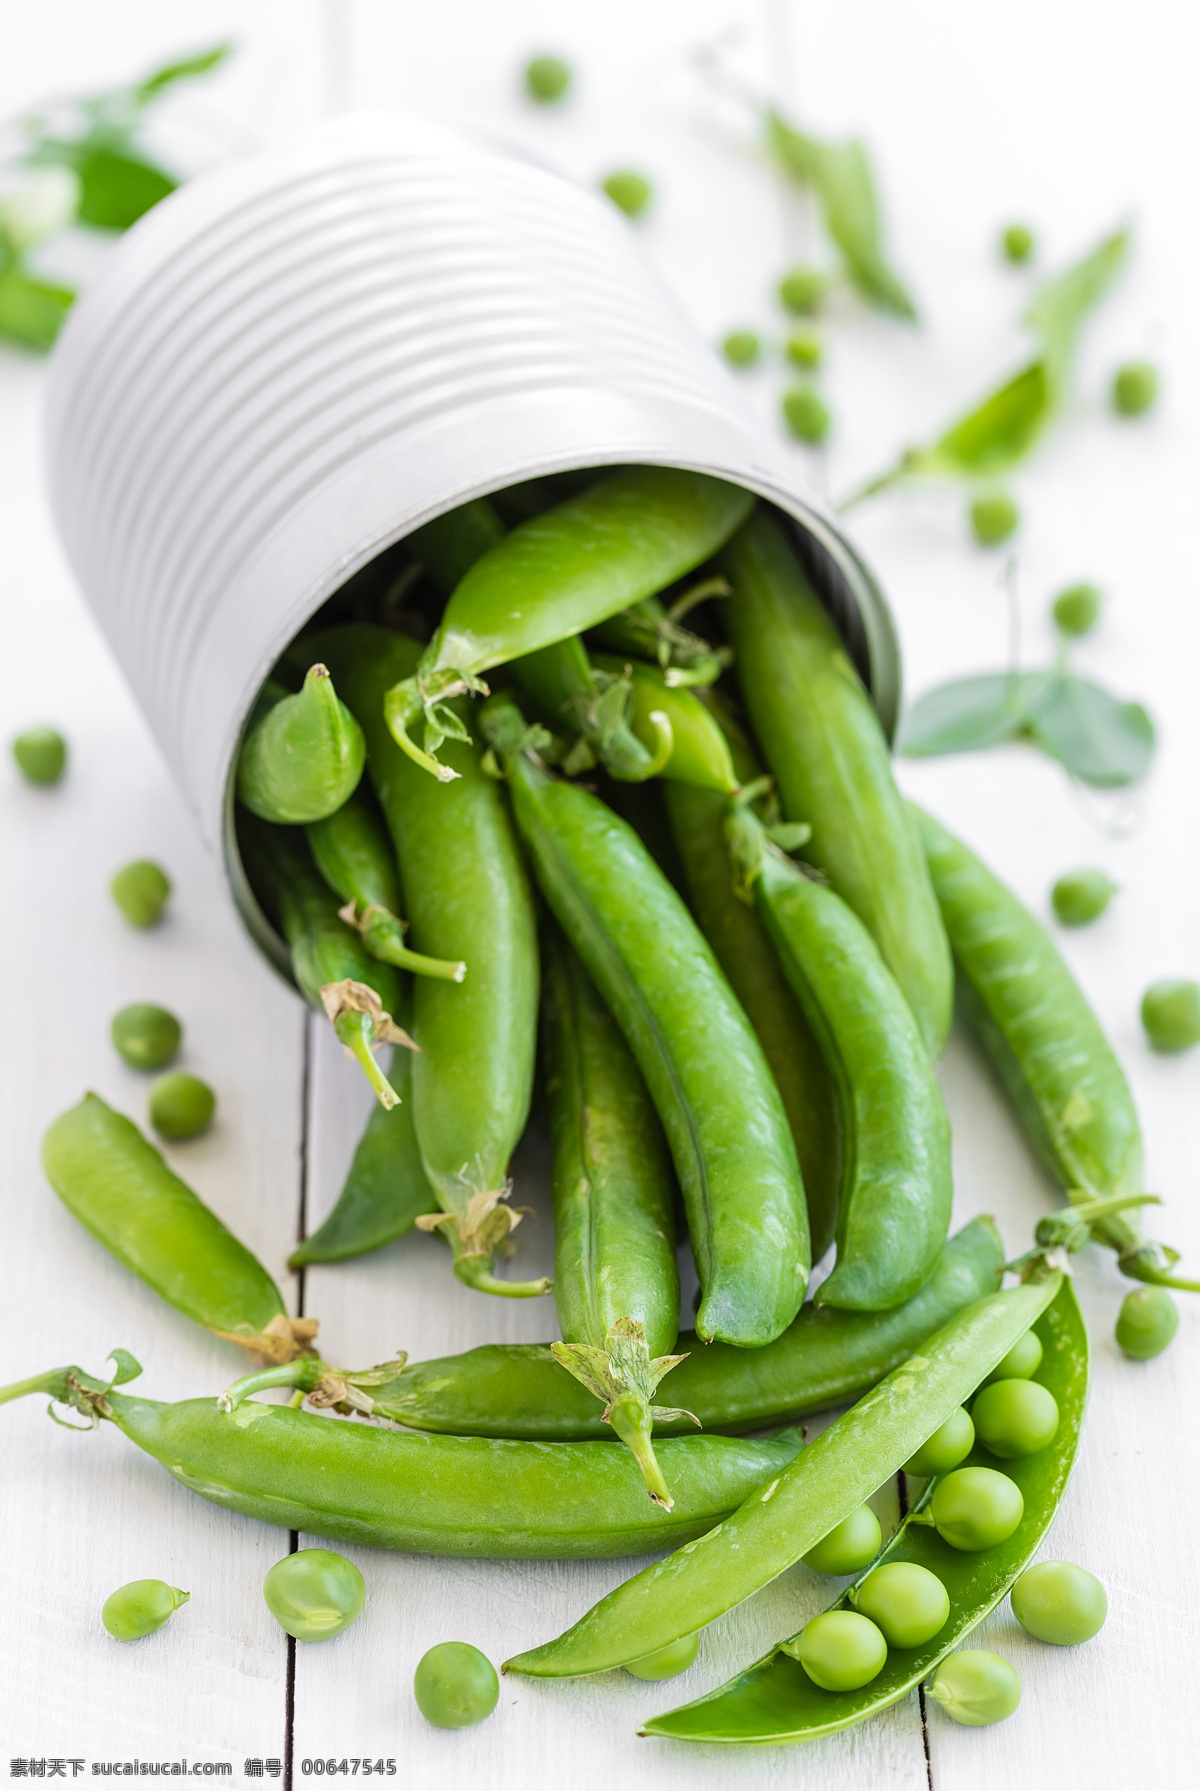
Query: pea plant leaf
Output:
[[843, 227, 1130, 505], [765, 111, 918, 321], [0, 266, 75, 351], [900, 665, 1155, 788], [70, 147, 177, 230], [133, 43, 233, 104]]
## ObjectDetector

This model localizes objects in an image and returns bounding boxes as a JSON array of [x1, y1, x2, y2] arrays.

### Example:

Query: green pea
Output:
[[851, 1562, 949, 1649], [1115, 1285, 1179, 1359], [1051, 581, 1103, 638], [111, 1003, 182, 1071], [602, 171, 653, 220], [1011, 1560, 1107, 1645], [263, 1548, 364, 1642], [785, 328, 822, 369], [12, 725, 67, 786], [1111, 360, 1159, 417], [972, 1377, 1059, 1460], [928, 1466, 1023, 1550], [111, 859, 172, 928], [1000, 224, 1035, 265], [802, 1503, 882, 1576], [969, 492, 1020, 546], [927, 1649, 1020, 1725], [981, 1328, 1043, 1384], [626, 1632, 698, 1680], [102, 1579, 189, 1641], [722, 330, 762, 369], [523, 55, 572, 104], [795, 1610, 887, 1692], [1051, 868, 1116, 928], [413, 1641, 499, 1728], [1140, 978, 1200, 1052], [902, 1406, 974, 1476], [148, 1072, 215, 1141], [782, 386, 831, 445], [778, 266, 825, 316]]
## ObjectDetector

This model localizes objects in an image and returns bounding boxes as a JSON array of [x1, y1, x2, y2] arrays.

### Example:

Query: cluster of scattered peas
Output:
[[788, 1331, 1107, 1722], [101, 1552, 500, 1730], [9, 727, 218, 1139], [719, 265, 832, 447], [521, 54, 654, 222]]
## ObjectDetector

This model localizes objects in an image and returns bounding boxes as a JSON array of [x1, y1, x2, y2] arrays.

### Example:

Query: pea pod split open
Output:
[[0, 1359, 804, 1560], [503, 1268, 1061, 1678], [643, 1276, 1086, 1744], [42, 1094, 315, 1362], [483, 692, 809, 1348], [384, 467, 755, 779], [914, 803, 1198, 1291]]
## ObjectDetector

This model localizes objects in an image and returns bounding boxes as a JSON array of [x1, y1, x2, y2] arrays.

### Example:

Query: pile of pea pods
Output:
[[10, 465, 1194, 1739]]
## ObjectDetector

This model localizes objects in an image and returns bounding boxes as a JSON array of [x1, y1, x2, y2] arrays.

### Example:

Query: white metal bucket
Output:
[[44, 112, 898, 969]]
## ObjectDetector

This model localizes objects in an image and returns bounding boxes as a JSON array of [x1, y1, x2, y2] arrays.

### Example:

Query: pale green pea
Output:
[[111, 859, 172, 927], [12, 725, 67, 786], [602, 171, 653, 219], [626, 1633, 698, 1680], [1051, 869, 1115, 928], [1051, 582, 1103, 638], [111, 1003, 182, 1071], [263, 1548, 364, 1642], [851, 1562, 949, 1649], [982, 1328, 1043, 1384], [1140, 979, 1200, 1052], [414, 1642, 499, 1728], [102, 1579, 189, 1641], [1111, 361, 1158, 417], [927, 1649, 1020, 1725], [926, 1467, 1023, 1550], [722, 330, 762, 369], [1011, 1561, 1107, 1645], [796, 1610, 887, 1691], [1116, 1286, 1178, 1359], [149, 1072, 215, 1141], [524, 56, 572, 104], [903, 1406, 974, 1476], [782, 386, 831, 445], [778, 267, 825, 315], [802, 1503, 881, 1576], [969, 493, 1020, 546], [972, 1378, 1059, 1460], [1001, 224, 1035, 265], [785, 328, 822, 369]]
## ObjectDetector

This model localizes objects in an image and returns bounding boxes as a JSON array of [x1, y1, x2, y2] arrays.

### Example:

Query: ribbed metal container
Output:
[[44, 112, 898, 968]]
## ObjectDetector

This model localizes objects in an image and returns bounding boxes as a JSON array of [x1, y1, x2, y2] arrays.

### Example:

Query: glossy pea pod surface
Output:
[[486, 694, 809, 1348], [722, 510, 953, 1058], [309, 627, 541, 1296], [351, 1218, 1003, 1438], [730, 811, 953, 1311], [385, 468, 755, 776], [644, 1278, 1086, 1743], [504, 1271, 1061, 1678], [543, 930, 684, 1503], [42, 1095, 297, 1356], [912, 805, 1143, 1260], [0, 1365, 804, 1561]]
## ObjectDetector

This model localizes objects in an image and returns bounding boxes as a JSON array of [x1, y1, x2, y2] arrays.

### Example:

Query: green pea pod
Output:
[[542, 931, 687, 1505], [42, 1095, 313, 1362], [722, 510, 953, 1058], [0, 1360, 804, 1561], [589, 581, 732, 687], [728, 803, 952, 1311], [237, 664, 366, 824], [384, 467, 755, 779], [591, 656, 738, 792], [503, 1268, 1061, 1677], [306, 786, 466, 983], [664, 780, 839, 1263], [406, 496, 507, 590], [643, 1277, 1085, 1743], [240, 814, 411, 1111], [288, 1046, 435, 1267], [308, 626, 544, 1298], [482, 692, 809, 1348], [290, 1217, 1002, 1438], [913, 804, 1197, 1291]]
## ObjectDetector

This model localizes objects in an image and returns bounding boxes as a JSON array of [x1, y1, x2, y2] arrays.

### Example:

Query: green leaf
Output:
[[0, 267, 75, 351], [917, 363, 1049, 480], [899, 672, 1043, 759], [1026, 227, 1129, 396], [1024, 675, 1155, 787], [73, 147, 177, 229], [766, 111, 917, 321], [134, 42, 233, 103]]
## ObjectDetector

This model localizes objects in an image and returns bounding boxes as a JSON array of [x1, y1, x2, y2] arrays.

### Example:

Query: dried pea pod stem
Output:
[[542, 930, 688, 1506], [503, 1269, 1061, 1678], [319, 1217, 1003, 1438], [384, 467, 755, 779], [0, 1361, 804, 1560], [643, 1277, 1086, 1743], [728, 802, 953, 1311], [42, 1095, 313, 1362], [912, 804, 1197, 1290], [722, 510, 953, 1057], [483, 692, 809, 1348], [310, 627, 544, 1298]]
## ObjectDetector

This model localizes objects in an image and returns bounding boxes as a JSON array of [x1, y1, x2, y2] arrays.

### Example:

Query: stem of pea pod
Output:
[[552, 1318, 697, 1510], [414, 1181, 552, 1299], [344, 901, 467, 983], [218, 1353, 408, 1417]]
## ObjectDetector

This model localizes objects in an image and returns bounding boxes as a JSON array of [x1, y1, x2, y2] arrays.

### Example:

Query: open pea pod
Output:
[[384, 467, 755, 779], [642, 1277, 1085, 1743]]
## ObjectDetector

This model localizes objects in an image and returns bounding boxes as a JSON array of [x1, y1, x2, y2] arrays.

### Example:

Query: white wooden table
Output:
[[3, 4, 1198, 1787]]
